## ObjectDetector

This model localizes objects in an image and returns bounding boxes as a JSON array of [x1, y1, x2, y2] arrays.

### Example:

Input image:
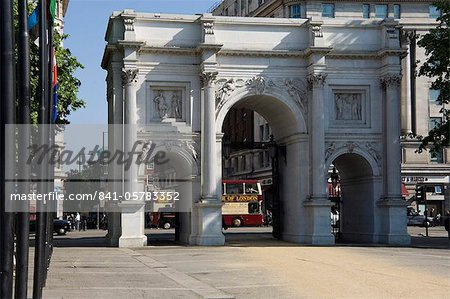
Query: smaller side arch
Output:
[[324, 148, 381, 177]]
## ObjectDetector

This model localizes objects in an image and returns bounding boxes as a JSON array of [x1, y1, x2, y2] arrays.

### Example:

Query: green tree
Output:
[[15, 2, 85, 124], [29, 31, 86, 124], [417, 0, 450, 154]]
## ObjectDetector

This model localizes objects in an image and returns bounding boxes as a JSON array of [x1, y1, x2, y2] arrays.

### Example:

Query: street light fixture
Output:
[[330, 166, 339, 189]]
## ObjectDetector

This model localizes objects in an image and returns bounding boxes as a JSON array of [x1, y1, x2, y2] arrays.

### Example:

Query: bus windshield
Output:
[[223, 181, 262, 195]]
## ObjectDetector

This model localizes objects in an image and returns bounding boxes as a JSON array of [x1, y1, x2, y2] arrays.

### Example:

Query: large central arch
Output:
[[215, 83, 311, 242]]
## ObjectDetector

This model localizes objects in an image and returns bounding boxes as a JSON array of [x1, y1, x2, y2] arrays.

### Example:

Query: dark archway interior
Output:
[[145, 150, 194, 245], [333, 153, 376, 243], [222, 94, 299, 141], [220, 95, 303, 245]]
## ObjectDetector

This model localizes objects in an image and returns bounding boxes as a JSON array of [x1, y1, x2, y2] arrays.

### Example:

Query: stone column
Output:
[[189, 71, 224, 246], [118, 68, 147, 247], [400, 32, 412, 134], [379, 74, 410, 245], [303, 73, 334, 245], [382, 74, 403, 198], [308, 74, 327, 199], [200, 71, 218, 201], [106, 62, 124, 246]]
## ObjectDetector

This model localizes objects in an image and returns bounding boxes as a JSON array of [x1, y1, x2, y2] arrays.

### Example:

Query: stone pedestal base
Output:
[[118, 201, 147, 248], [377, 198, 411, 246], [189, 201, 225, 246], [303, 199, 335, 245], [105, 203, 122, 247]]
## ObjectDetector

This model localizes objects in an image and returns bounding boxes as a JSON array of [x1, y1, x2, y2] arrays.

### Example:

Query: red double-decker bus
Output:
[[221, 180, 264, 228]]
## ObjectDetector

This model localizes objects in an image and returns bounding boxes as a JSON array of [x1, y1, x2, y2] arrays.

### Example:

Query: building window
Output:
[[290, 4, 301, 18], [242, 155, 247, 171], [429, 88, 440, 103], [428, 117, 444, 163], [322, 3, 335, 18], [362, 4, 370, 19], [430, 150, 444, 163], [265, 123, 270, 141], [429, 5, 441, 19], [259, 125, 264, 142], [394, 4, 401, 19], [375, 5, 388, 18]]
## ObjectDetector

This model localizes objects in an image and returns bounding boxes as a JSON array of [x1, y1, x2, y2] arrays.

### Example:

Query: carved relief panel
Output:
[[147, 82, 190, 123], [329, 86, 370, 128]]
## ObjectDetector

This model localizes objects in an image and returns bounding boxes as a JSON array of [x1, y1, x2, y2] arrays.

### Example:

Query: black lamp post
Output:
[[330, 166, 341, 238], [330, 166, 339, 190]]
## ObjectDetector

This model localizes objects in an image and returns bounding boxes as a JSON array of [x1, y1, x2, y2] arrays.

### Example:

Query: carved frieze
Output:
[[324, 141, 382, 167], [335, 93, 362, 121], [365, 142, 382, 166], [280, 78, 308, 116], [246, 76, 266, 95], [214, 76, 308, 118], [152, 90, 183, 120]]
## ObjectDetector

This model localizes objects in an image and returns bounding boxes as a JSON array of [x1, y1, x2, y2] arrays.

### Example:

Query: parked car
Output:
[[29, 219, 71, 235], [407, 208, 434, 227]]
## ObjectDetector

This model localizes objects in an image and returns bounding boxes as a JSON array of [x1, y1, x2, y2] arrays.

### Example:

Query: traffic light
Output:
[[415, 185, 426, 204]]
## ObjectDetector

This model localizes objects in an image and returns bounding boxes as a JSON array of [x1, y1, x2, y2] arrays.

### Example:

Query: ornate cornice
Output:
[[200, 71, 218, 87], [380, 74, 402, 88], [121, 69, 138, 85]]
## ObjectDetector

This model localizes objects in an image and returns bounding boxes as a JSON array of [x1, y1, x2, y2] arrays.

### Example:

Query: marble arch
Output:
[[102, 10, 410, 247]]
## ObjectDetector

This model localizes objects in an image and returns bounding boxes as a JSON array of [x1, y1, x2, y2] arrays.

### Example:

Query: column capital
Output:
[[122, 69, 138, 86], [307, 73, 327, 89], [380, 74, 401, 88], [200, 71, 218, 88]]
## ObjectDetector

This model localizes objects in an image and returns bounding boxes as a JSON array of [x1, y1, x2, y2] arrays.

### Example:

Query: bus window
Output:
[[248, 202, 259, 214], [226, 183, 244, 194], [244, 183, 260, 194]]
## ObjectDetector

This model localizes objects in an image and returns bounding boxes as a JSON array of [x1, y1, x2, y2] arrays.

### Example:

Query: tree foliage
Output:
[[417, 0, 450, 153], [14, 1, 85, 124]]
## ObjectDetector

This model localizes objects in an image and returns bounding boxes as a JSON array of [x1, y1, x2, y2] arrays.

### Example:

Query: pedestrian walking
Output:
[[75, 212, 81, 231], [444, 210, 450, 249]]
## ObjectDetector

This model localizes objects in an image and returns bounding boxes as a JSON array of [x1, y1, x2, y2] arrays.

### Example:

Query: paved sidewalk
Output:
[[40, 230, 450, 299]]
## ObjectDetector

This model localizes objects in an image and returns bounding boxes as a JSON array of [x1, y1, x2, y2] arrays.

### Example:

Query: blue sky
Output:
[[64, 0, 217, 124]]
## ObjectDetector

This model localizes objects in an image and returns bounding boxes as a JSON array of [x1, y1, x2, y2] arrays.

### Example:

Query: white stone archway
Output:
[[102, 11, 411, 247]]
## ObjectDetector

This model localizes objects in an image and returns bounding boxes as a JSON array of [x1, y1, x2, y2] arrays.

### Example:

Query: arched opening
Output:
[[142, 143, 197, 245], [328, 153, 380, 243], [217, 93, 308, 245]]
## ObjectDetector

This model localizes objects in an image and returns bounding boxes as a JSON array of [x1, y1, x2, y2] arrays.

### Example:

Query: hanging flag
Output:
[[52, 48, 58, 123], [28, 8, 39, 30], [48, 0, 57, 23]]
